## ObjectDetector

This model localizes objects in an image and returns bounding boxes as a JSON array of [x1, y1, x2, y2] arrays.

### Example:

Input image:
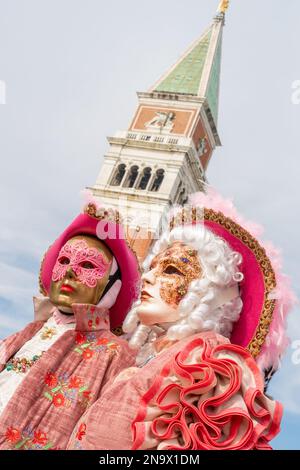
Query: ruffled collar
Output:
[[33, 296, 110, 332]]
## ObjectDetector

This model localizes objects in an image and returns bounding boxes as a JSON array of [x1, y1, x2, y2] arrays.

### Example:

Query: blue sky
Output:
[[0, 0, 299, 449]]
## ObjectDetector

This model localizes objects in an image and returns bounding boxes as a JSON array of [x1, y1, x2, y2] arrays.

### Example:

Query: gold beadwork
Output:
[[85, 203, 97, 218], [84, 203, 122, 225], [177, 285, 187, 297], [40, 327, 57, 340], [151, 242, 202, 307], [5, 355, 42, 373]]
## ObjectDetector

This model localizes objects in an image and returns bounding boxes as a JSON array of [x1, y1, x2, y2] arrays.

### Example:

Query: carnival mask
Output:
[[137, 242, 202, 326], [49, 236, 112, 312]]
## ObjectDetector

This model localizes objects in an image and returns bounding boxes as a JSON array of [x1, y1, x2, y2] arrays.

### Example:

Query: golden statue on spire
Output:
[[218, 0, 230, 14]]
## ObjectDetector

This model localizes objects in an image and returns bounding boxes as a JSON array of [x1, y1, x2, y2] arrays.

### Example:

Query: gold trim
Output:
[[84, 203, 122, 225], [170, 208, 277, 359]]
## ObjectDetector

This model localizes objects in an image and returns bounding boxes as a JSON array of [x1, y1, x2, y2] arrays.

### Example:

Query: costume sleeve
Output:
[[131, 336, 282, 450], [0, 322, 44, 372], [98, 336, 136, 397]]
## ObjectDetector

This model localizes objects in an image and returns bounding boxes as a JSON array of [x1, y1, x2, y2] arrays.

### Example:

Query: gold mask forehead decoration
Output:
[[152, 242, 202, 287]]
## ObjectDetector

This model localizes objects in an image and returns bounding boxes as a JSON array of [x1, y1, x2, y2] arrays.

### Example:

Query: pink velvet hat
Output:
[[170, 189, 296, 373], [39, 198, 140, 331]]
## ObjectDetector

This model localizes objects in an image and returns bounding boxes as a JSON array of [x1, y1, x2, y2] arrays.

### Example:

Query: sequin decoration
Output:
[[150, 242, 202, 307], [5, 354, 42, 373]]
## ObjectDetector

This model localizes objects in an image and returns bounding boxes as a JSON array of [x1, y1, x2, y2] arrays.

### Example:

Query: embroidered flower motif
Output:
[[97, 338, 109, 346], [41, 327, 57, 340], [68, 376, 84, 389], [73, 304, 109, 331], [5, 427, 21, 444], [82, 348, 94, 360], [52, 393, 65, 408], [44, 372, 92, 410], [75, 332, 86, 345], [74, 333, 120, 359], [45, 372, 58, 388], [87, 314, 103, 330], [33, 430, 48, 445], [4, 426, 54, 450], [76, 423, 87, 441]]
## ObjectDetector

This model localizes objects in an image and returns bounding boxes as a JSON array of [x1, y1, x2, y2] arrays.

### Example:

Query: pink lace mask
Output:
[[52, 239, 111, 288]]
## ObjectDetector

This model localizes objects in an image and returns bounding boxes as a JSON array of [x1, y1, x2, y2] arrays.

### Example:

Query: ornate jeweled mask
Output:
[[137, 242, 202, 326]]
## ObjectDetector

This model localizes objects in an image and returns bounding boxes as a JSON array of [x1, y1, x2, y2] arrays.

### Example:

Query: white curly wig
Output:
[[123, 224, 244, 349]]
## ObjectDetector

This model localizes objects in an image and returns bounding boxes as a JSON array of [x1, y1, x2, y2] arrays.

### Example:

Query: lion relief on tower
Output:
[[145, 111, 176, 133]]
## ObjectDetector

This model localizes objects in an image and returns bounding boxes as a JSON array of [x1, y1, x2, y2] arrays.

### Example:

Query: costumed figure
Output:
[[0, 197, 140, 450], [68, 189, 295, 451]]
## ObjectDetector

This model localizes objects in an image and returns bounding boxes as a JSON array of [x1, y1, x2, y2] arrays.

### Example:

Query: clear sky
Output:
[[0, 0, 299, 450]]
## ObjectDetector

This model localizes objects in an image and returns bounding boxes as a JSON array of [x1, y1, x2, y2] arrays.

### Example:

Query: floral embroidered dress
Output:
[[0, 311, 75, 416], [68, 331, 282, 451], [0, 298, 136, 450]]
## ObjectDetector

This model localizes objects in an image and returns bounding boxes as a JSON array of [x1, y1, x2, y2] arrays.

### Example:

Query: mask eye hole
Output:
[[59, 256, 70, 265], [79, 261, 95, 270], [163, 265, 182, 275]]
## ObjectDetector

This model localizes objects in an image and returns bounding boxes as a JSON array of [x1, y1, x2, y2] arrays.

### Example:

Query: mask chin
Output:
[[58, 305, 74, 315]]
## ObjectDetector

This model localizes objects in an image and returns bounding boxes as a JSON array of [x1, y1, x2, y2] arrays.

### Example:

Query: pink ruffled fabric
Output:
[[132, 336, 282, 450]]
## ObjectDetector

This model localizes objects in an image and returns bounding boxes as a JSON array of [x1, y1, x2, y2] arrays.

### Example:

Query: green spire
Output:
[[154, 29, 212, 96], [151, 15, 225, 125], [205, 33, 222, 123]]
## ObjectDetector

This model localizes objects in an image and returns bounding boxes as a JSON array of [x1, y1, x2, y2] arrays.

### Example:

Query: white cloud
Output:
[[0, 262, 37, 336], [0, 314, 24, 331], [0, 262, 37, 295], [271, 357, 300, 415], [269, 307, 300, 415]]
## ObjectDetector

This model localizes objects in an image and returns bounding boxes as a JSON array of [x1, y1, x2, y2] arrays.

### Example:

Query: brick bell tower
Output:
[[91, 1, 229, 260]]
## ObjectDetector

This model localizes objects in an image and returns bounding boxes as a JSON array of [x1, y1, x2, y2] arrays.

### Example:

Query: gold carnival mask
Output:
[[49, 235, 113, 312], [137, 242, 202, 326]]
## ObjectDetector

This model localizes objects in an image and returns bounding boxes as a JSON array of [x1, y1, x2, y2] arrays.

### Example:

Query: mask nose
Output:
[[65, 265, 76, 280], [141, 268, 156, 287]]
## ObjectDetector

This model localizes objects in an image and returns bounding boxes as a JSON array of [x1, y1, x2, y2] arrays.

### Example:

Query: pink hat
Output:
[[39, 200, 140, 331], [170, 188, 296, 373]]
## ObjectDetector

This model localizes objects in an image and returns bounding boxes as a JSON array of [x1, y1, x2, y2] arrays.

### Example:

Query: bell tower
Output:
[[91, 2, 229, 260]]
